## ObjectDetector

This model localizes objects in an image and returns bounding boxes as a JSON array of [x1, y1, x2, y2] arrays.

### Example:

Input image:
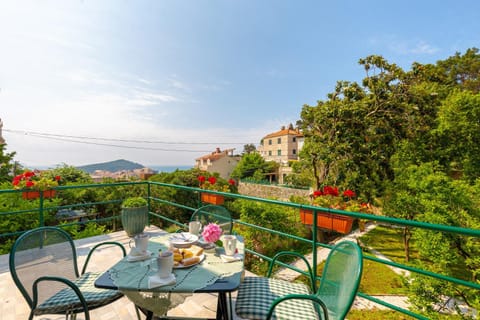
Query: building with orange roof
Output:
[[257, 124, 303, 163], [194, 147, 241, 179]]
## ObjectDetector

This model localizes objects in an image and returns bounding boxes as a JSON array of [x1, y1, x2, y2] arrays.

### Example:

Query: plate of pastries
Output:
[[172, 244, 205, 268]]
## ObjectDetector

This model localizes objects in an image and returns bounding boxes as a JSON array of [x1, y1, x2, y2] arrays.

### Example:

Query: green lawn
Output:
[[359, 224, 419, 264]]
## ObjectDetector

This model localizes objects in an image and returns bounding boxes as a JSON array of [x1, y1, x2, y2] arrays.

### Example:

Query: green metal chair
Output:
[[191, 204, 234, 235], [9, 226, 127, 320], [235, 241, 363, 320]]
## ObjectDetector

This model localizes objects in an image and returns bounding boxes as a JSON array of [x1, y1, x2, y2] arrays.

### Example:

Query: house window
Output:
[[268, 139, 272, 145], [277, 138, 281, 144], [277, 150, 281, 156], [268, 151, 272, 156], [293, 137, 296, 142], [293, 149, 296, 155]]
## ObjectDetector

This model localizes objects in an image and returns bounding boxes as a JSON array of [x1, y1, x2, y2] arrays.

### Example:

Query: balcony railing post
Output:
[[312, 209, 318, 291], [147, 182, 151, 225], [39, 190, 45, 227]]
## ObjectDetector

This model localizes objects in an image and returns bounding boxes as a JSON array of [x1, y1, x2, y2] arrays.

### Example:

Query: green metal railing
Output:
[[1, 181, 479, 319]]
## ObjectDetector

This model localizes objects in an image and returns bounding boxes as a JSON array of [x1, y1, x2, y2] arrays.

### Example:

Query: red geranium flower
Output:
[[313, 190, 323, 197], [228, 179, 236, 185], [55, 175, 61, 181], [323, 186, 339, 196], [343, 189, 356, 198], [198, 175, 206, 183], [26, 181, 35, 188], [207, 176, 217, 185]]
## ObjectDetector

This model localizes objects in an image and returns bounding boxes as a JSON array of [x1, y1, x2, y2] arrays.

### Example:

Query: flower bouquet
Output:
[[200, 223, 223, 251], [12, 170, 61, 199]]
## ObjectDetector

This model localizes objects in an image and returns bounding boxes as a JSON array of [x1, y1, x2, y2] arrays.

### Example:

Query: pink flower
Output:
[[201, 223, 223, 243]]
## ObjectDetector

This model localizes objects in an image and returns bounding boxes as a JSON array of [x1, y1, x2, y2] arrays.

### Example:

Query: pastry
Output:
[[189, 245, 204, 256], [180, 249, 193, 259], [181, 256, 200, 266]]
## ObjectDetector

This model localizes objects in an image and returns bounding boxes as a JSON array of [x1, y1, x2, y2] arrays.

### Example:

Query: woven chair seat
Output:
[[35, 272, 123, 315], [235, 277, 319, 320]]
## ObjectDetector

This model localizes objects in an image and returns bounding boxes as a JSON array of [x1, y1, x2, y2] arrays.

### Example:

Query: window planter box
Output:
[[299, 208, 354, 234], [201, 193, 224, 205], [22, 190, 56, 200]]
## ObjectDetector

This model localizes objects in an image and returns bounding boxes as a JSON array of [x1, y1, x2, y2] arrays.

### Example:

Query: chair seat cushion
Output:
[[35, 272, 123, 315], [235, 277, 319, 320]]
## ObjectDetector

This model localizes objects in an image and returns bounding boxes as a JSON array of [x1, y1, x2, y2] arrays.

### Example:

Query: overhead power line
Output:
[[4, 128, 253, 153], [4, 129, 255, 145]]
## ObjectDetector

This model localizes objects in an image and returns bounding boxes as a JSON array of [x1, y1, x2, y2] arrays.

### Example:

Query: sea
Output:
[[149, 165, 192, 173]]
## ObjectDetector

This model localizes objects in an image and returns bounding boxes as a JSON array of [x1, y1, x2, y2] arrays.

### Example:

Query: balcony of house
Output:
[[0, 182, 479, 320]]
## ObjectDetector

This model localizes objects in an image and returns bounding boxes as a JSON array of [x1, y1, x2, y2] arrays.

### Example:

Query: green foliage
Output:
[[230, 199, 309, 275], [122, 197, 147, 208], [0, 143, 16, 183], [231, 152, 278, 180], [46, 164, 93, 184], [70, 223, 107, 239], [435, 90, 480, 182]]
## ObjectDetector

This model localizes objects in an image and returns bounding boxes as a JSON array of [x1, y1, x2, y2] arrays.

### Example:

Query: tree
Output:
[[231, 153, 277, 180], [242, 144, 257, 154], [0, 144, 16, 183], [435, 90, 480, 182]]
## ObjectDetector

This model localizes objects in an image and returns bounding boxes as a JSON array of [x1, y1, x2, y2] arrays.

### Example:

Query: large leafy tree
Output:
[[0, 144, 16, 183], [231, 152, 277, 180]]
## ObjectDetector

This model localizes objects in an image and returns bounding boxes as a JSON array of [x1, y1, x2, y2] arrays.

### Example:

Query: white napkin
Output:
[[220, 253, 244, 263], [126, 248, 151, 262], [148, 273, 176, 289]]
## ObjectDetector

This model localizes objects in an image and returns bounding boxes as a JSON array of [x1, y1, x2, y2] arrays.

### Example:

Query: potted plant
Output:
[[121, 197, 148, 237], [299, 186, 371, 234], [12, 170, 61, 199], [198, 175, 236, 205]]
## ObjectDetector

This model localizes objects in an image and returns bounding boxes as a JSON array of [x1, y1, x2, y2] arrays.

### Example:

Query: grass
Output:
[[359, 253, 408, 295], [347, 309, 417, 320], [359, 224, 419, 264]]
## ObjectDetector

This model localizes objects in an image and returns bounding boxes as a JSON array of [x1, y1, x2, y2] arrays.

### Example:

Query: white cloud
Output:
[[369, 35, 439, 55]]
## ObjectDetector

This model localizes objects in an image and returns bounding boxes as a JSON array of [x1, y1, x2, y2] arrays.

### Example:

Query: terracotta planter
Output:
[[299, 209, 354, 234], [22, 190, 56, 200], [201, 193, 224, 205]]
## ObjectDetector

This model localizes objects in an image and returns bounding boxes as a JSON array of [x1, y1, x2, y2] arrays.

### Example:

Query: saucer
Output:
[[126, 249, 152, 262]]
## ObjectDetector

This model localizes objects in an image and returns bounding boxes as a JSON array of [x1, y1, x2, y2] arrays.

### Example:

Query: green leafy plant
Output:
[[122, 196, 147, 208]]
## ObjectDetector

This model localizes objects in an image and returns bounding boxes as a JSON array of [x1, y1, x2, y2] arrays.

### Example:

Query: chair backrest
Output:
[[191, 205, 233, 235], [316, 241, 363, 320], [9, 226, 80, 309]]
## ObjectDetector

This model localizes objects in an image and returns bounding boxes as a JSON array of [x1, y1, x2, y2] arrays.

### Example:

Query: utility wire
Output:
[[4, 129, 256, 145], [4, 129, 250, 153]]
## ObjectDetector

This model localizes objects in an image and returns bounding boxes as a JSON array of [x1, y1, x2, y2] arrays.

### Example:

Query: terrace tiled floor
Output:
[[0, 226, 251, 320]]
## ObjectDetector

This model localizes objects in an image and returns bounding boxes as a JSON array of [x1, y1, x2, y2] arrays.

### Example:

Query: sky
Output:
[[0, 1, 479, 168]]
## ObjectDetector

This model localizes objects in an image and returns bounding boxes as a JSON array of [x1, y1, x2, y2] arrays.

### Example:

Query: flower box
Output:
[[22, 190, 56, 200], [299, 209, 354, 234], [201, 193, 224, 205]]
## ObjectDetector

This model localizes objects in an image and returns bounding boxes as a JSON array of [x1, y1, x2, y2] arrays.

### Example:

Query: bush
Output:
[[122, 197, 147, 208]]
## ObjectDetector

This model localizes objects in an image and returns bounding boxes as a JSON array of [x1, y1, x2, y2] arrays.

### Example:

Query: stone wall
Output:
[[238, 182, 309, 201]]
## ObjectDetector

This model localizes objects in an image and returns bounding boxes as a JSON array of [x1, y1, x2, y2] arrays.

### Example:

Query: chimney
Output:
[[281, 125, 285, 130], [216, 147, 221, 153]]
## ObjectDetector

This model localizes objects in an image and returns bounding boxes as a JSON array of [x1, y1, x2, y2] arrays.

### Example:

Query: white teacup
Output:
[[188, 220, 202, 236], [222, 235, 237, 256], [129, 233, 149, 253], [157, 251, 174, 278]]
